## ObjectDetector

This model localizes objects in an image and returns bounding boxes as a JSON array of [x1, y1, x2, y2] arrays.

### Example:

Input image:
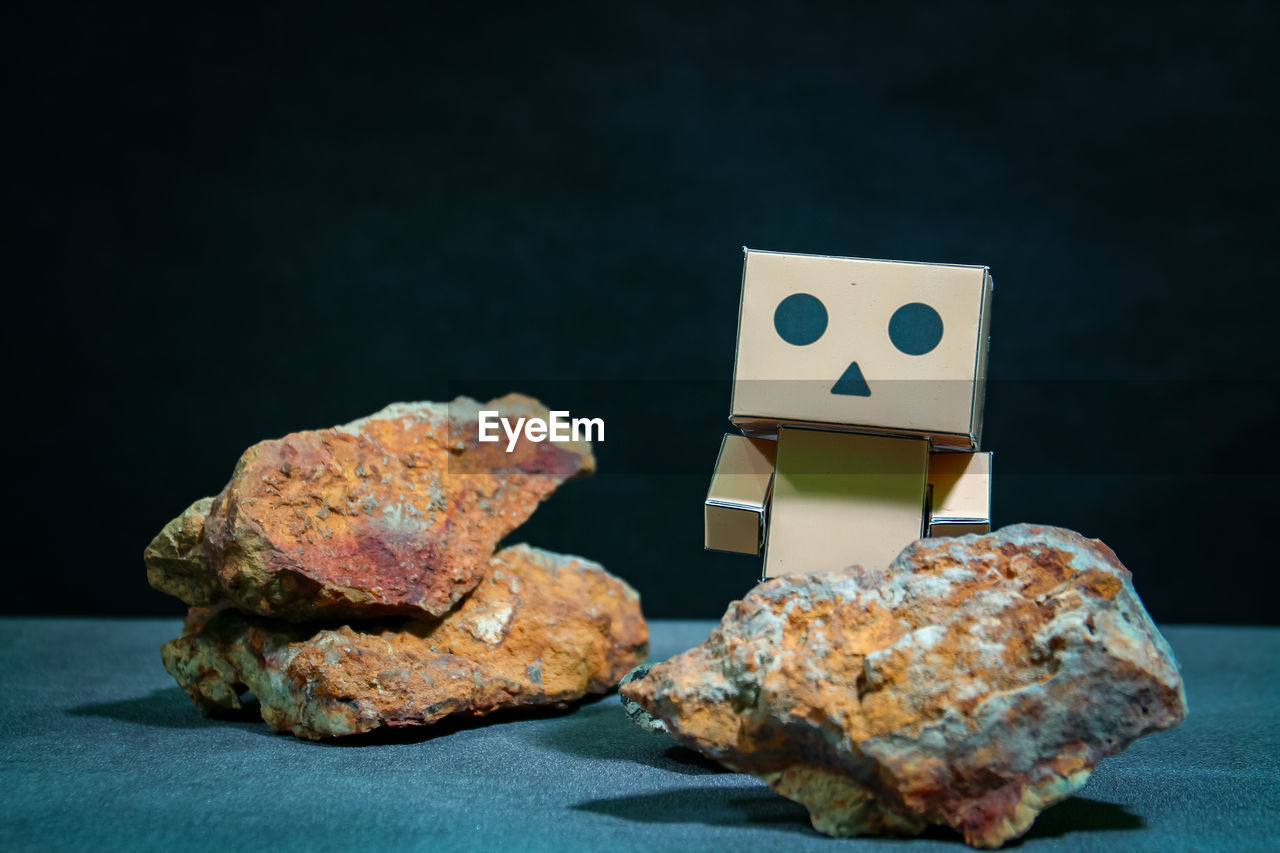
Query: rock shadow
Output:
[[67, 686, 613, 745], [532, 697, 730, 776], [1014, 796, 1144, 843], [66, 686, 263, 732], [576, 786, 1142, 845], [573, 785, 815, 835]]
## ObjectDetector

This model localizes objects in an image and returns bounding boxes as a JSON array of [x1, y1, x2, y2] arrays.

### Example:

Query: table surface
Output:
[[0, 619, 1276, 852]]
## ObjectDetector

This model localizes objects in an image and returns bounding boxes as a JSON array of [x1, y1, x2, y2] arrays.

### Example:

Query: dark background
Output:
[[4, 2, 1277, 623]]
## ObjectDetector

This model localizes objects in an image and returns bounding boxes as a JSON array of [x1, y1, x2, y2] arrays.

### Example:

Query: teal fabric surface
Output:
[[0, 619, 1275, 852]]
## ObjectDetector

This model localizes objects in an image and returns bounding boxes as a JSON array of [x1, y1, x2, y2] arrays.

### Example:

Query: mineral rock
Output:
[[622, 524, 1187, 848], [146, 395, 594, 621], [619, 664, 668, 734], [163, 544, 647, 739]]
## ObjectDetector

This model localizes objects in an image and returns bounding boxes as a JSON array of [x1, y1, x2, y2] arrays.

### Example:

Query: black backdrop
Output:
[[5, 2, 1277, 623]]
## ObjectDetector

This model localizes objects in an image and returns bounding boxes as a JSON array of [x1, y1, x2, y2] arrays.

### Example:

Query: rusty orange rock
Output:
[[622, 524, 1187, 848], [145, 395, 594, 621], [163, 544, 648, 739]]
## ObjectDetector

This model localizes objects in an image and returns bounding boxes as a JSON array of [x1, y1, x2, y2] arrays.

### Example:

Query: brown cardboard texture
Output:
[[764, 429, 928, 579], [730, 249, 992, 449], [927, 450, 992, 531], [705, 434, 776, 555]]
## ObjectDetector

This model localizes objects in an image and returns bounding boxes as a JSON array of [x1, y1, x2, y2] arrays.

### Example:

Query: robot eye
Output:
[[888, 302, 943, 355], [774, 293, 828, 346]]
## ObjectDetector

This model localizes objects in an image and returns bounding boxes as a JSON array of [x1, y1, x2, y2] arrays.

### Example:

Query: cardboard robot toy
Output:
[[705, 248, 994, 578]]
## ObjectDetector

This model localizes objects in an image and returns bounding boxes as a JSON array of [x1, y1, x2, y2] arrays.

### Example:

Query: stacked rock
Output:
[[146, 394, 647, 739]]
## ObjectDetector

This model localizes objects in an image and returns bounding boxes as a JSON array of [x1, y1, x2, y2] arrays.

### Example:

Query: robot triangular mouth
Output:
[[831, 361, 871, 397]]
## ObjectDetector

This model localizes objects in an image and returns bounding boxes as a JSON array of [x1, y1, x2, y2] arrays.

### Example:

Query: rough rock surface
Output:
[[619, 664, 668, 734], [163, 544, 647, 739], [146, 395, 594, 621], [622, 524, 1187, 848]]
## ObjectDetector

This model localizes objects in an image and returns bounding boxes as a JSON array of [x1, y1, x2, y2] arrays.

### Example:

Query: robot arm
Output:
[[926, 451, 992, 537], [704, 434, 777, 556]]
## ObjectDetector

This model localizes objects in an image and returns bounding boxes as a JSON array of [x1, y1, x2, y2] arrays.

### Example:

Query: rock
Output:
[[621, 524, 1187, 848], [144, 497, 218, 606], [162, 544, 647, 739], [146, 395, 595, 621], [619, 664, 668, 734]]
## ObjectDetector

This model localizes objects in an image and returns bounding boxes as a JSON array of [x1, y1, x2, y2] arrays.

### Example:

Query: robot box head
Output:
[[730, 249, 992, 450]]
